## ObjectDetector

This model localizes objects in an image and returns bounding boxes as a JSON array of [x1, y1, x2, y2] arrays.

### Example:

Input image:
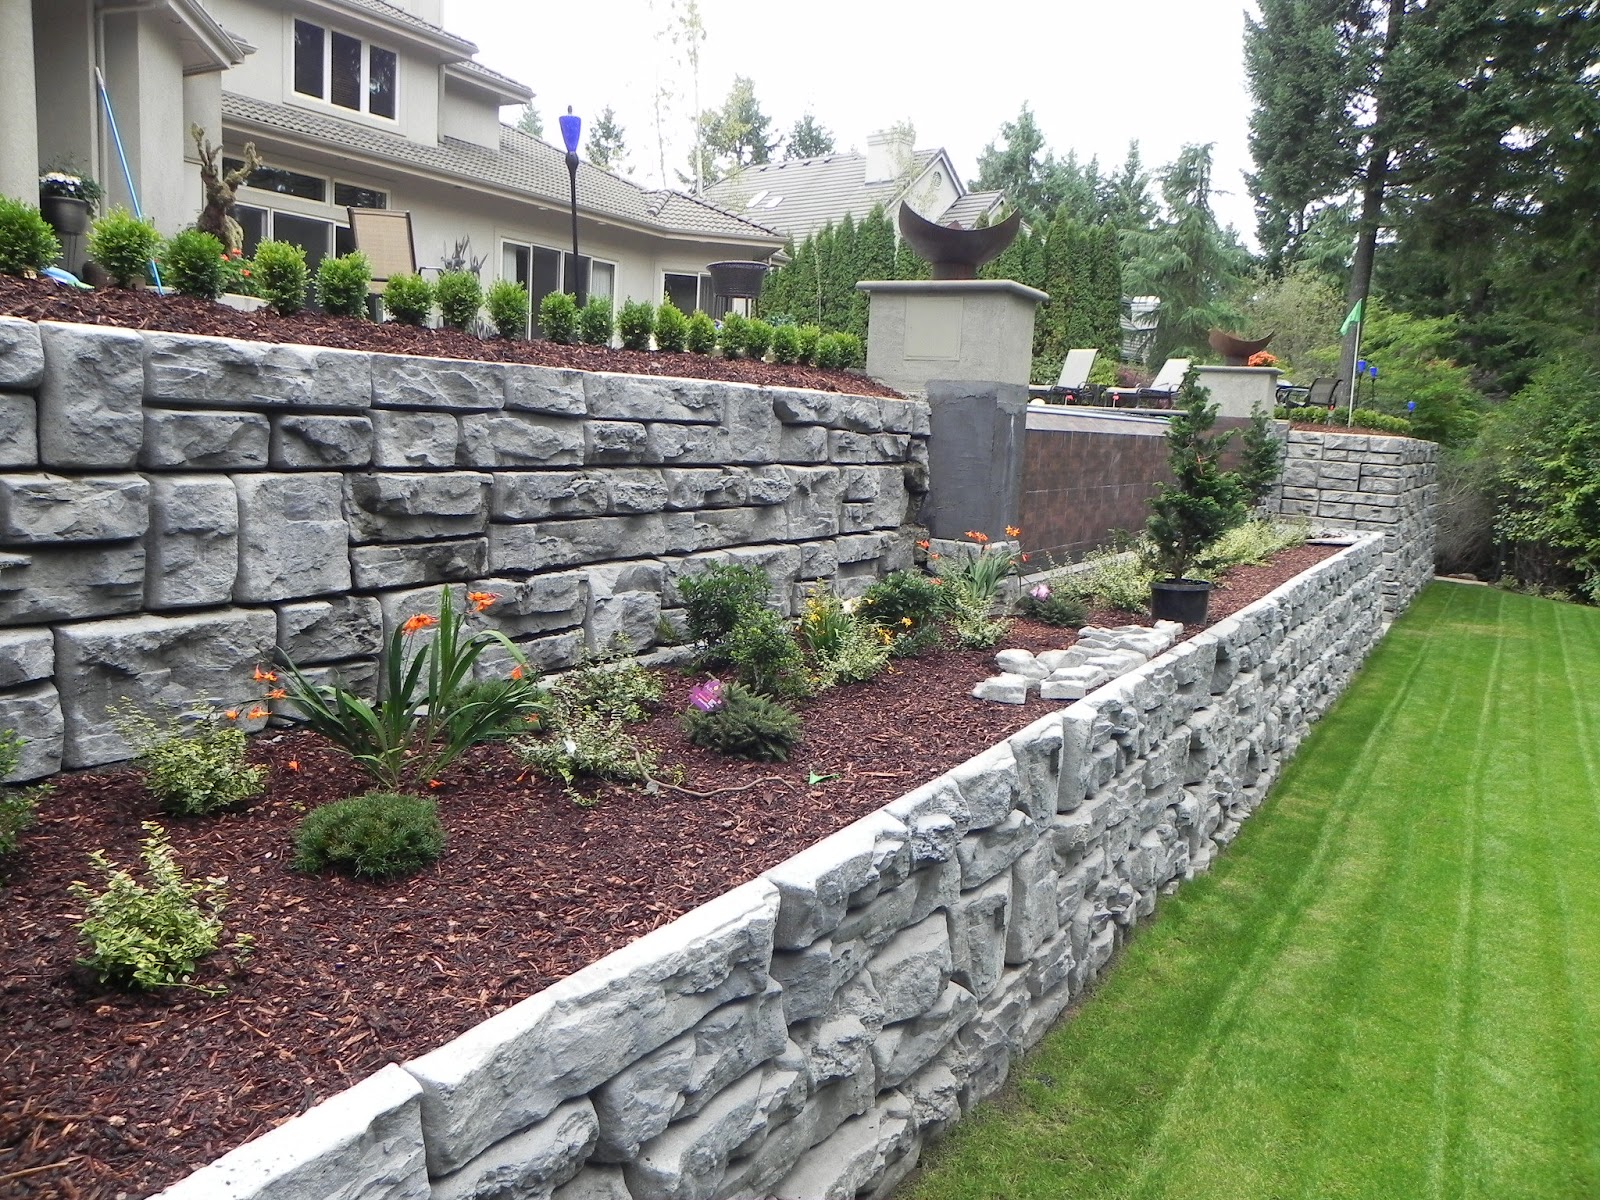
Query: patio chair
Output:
[[1049, 348, 1099, 402], [1135, 357, 1191, 407], [1297, 376, 1343, 410], [347, 208, 418, 300]]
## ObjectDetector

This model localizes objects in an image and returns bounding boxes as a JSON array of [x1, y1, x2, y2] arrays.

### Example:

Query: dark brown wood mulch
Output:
[[0, 275, 901, 400], [0, 547, 1337, 1199]]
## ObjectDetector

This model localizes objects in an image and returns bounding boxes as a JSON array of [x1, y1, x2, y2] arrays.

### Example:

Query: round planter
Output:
[[706, 260, 769, 301], [1150, 578, 1212, 624], [39, 193, 91, 237]]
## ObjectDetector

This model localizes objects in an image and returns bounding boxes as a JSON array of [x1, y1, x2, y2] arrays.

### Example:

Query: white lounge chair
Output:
[[1054, 348, 1098, 393], [1140, 357, 1191, 400]]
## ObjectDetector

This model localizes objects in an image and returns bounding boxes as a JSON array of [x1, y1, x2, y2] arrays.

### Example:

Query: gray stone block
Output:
[[0, 474, 147, 543], [586, 561, 665, 653], [661, 468, 750, 510], [145, 475, 238, 609], [491, 472, 609, 521], [0, 629, 52, 688], [607, 469, 669, 514], [503, 365, 587, 416], [344, 473, 491, 542], [867, 912, 952, 1024], [144, 332, 371, 410], [778, 425, 829, 463], [764, 811, 910, 949], [0, 543, 145, 624], [371, 353, 503, 411], [404, 878, 780, 1175], [0, 318, 44, 389], [459, 414, 585, 467], [146, 1064, 430, 1200], [551, 1166, 632, 1200], [277, 596, 383, 663], [584, 421, 648, 463], [372, 409, 460, 468], [1005, 840, 1061, 964], [38, 322, 144, 468], [431, 1099, 598, 1200], [350, 539, 489, 588], [0, 684, 63, 780], [722, 389, 782, 463], [0, 393, 37, 468], [470, 573, 589, 637], [583, 373, 725, 423], [874, 983, 976, 1090], [55, 608, 277, 768], [642, 422, 728, 466], [271, 415, 374, 469], [140, 409, 270, 470], [488, 514, 692, 574], [233, 473, 350, 602]]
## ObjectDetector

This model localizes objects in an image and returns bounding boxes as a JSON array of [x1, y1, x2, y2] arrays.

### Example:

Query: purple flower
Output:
[[1030, 583, 1051, 602], [688, 678, 726, 713]]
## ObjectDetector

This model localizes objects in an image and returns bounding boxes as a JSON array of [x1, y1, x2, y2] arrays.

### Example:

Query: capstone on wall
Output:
[[0, 318, 929, 780], [150, 533, 1390, 1200]]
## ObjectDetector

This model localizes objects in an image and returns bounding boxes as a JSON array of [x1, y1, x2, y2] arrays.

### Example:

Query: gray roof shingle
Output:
[[940, 190, 1007, 229], [330, 0, 475, 48], [703, 150, 941, 241]]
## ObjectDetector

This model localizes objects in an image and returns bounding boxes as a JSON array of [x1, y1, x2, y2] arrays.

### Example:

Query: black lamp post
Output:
[[558, 106, 585, 306]]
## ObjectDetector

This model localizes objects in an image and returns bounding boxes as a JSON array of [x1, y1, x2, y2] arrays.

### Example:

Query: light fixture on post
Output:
[[558, 106, 585, 307]]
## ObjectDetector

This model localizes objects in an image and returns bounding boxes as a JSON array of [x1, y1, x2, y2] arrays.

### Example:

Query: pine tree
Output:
[[583, 106, 628, 173], [514, 103, 543, 139], [785, 113, 836, 160]]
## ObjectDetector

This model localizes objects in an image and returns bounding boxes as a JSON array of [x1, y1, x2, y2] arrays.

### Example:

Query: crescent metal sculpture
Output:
[[1207, 328, 1276, 365], [896, 204, 1023, 280]]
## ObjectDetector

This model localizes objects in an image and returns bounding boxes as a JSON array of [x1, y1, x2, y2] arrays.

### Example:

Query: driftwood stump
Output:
[[192, 125, 262, 254]]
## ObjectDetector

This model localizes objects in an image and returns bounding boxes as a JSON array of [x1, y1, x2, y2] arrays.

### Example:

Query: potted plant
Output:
[[38, 167, 103, 237], [1145, 371, 1248, 624]]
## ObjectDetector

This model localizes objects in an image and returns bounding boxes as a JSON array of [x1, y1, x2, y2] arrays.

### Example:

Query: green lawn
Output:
[[905, 583, 1600, 1200]]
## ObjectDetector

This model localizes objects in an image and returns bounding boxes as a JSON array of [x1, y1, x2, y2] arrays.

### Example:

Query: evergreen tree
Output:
[[1105, 141, 1158, 232], [514, 103, 544, 139], [692, 76, 779, 186], [583, 106, 628, 172], [785, 113, 836, 160]]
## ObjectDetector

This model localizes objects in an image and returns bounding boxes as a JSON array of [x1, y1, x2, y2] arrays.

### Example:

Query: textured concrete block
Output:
[[0, 684, 62, 781], [277, 596, 383, 663], [270, 414, 374, 468], [491, 472, 609, 521], [503, 365, 587, 416], [642, 422, 728, 466], [431, 1099, 598, 1200], [488, 514, 692, 573], [0, 543, 145, 624], [344, 473, 491, 542], [584, 421, 648, 463], [585, 561, 665, 653], [372, 409, 460, 468], [606, 469, 669, 514], [140, 409, 270, 470], [459, 413, 585, 467], [145, 475, 238, 609], [0, 474, 147, 543], [764, 811, 910, 949], [0, 393, 37, 467], [371, 354, 503, 411], [144, 332, 371, 409], [38, 323, 144, 467], [470, 573, 588, 637], [0, 629, 52, 688], [0, 317, 44, 389], [583, 373, 725, 423], [233, 473, 350, 602], [350, 539, 489, 588]]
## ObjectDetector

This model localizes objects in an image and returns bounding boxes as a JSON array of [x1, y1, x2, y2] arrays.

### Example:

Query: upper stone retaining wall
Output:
[[151, 532, 1390, 1200], [0, 318, 929, 779]]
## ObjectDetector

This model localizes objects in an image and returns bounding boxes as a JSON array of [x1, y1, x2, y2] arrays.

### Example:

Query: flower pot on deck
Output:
[[1150, 579, 1211, 625]]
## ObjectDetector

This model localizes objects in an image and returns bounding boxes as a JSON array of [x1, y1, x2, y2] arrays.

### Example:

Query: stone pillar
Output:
[[1192, 365, 1280, 418], [0, 0, 39, 203], [919, 380, 1027, 541], [855, 279, 1047, 398]]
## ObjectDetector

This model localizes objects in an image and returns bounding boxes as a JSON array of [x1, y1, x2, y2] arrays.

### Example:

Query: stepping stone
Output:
[[971, 673, 1032, 704]]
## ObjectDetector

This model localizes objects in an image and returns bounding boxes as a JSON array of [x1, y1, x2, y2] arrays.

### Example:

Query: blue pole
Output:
[[93, 66, 163, 294]]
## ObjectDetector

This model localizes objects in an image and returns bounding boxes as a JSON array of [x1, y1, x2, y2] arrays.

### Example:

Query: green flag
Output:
[[1340, 298, 1364, 336]]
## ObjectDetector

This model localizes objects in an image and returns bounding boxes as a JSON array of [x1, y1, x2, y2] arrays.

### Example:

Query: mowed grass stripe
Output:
[[903, 584, 1600, 1200]]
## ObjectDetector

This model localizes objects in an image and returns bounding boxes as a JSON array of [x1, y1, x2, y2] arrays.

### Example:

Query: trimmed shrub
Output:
[[383, 272, 433, 325], [796, 324, 822, 365], [743, 319, 774, 362], [815, 332, 850, 370], [251, 239, 309, 314], [860, 569, 944, 656], [0, 197, 61, 275], [655, 300, 689, 351], [539, 291, 580, 344], [0, 729, 41, 863], [770, 323, 802, 364], [1017, 585, 1088, 627], [435, 269, 483, 331], [682, 683, 801, 761], [314, 251, 373, 318], [678, 561, 772, 649], [87, 208, 161, 287], [485, 278, 530, 338], [718, 311, 750, 358], [617, 299, 656, 350], [294, 792, 444, 881], [161, 229, 227, 300], [726, 607, 807, 697], [685, 310, 718, 354], [578, 296, 614, 346]]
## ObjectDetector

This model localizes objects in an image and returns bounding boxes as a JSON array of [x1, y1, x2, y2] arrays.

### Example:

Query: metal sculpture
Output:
[[896, 204, 1022, 280], [1207, 328, 1276, 366]]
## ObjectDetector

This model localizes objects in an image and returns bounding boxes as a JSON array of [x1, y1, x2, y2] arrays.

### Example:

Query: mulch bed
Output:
[[0, 275, 901, 399], [0, 544, 1337, 1199]]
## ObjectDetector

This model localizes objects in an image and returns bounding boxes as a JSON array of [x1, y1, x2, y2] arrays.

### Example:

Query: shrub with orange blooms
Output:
[[1247, 351, 1278, 367]]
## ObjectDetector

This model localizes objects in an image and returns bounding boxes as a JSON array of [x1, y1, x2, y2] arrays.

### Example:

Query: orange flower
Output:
[[964, 530, 990, 544], [265, 688, 287, 700], [929, 552, 941, 561], [916, 539, 930, 550], [427, 779, 443, 789], [401, 613, 438, 636], [524, 713, 541, 726], [510, 665, 524, 680], [241, 269, 251, 278], [1020, 553, 1031, 563], [287, 759, 301, 772], [467, 590, 499, 613], [1006, 525, 1021, 538], [252, 666, 278, 683], [247, 706, 268, 719], [224, 708, 240, 720]]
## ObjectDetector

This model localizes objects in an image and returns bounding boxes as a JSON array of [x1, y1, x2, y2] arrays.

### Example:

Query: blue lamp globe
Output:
[[559, 106, 582, 155], [1357, 358, 1367, 373], [1369, 364, 1379, 378]]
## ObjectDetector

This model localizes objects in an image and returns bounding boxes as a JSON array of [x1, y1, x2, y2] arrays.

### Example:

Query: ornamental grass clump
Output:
[[435, 269, 483, 331], [578, 296, 614, 345], [251, 239, 309, 313], [87, 208, 161, 287], [539, 291, 580, 344], [681, 679, 801, 762], [0, 197, 61, 275], [485, 278, 530, 338], [617, 299, 655, 350], [314, 251, 373, 318], [160, 228, 227, 300], [934, 529, 1023, 648], [654, 300, 690, 351], [383, 272, 433, 325], [111, 702, 267, 817], [293, 792, 444, 881]]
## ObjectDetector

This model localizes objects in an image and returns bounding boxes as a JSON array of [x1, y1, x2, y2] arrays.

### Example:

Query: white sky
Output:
[[443, 0, 1262, 242]]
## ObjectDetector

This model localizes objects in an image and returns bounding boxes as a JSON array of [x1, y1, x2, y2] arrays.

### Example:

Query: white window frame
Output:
[[288, 19, 399, 124]]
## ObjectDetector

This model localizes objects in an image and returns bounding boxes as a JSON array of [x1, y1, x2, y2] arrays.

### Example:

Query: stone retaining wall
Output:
[[151, 532, 1389, 1200], [0, 319, 928, 780], [1271, 429, 1437, 613]]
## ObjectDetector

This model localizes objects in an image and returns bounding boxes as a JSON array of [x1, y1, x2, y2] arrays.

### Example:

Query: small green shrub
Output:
[[655, 300, 689, 352], [861, 569, 944, 656], [0, 197, 61, 275], [219, 249, 255, 296], [743, 319, 774, 362], [1058, 546, 1154, 614], [1195, 517, 1308, 575], [87, 208, 161, 287], [485, 278, 530, 338], [1238, 407, 1282, 504], [797, 589, 890, 687], [1280, 405, 1414, 436], [539, 291, 580, 343], [516, 707, 656, 802], [815, 332, 850, 370], [838, 332, 865, 367], [314, 251, 372, 318], [112, 704, 266, 817], [383, 272, 433, 325], [294, 792, 444, 881], [578, 296, 615, 345], [435, 270, 483, 331], [770, 324, 802, 365], [718, 311, 750, 358], [552, 653, 662, 724], [685, 310, 718, 354], [251, 239, 309, 314], [160, 229, 226, 300], [1018, 585, 1088, 627], [0, 729, 43, 862], [726, 607, 807, 697], [616, 299, 656, 351], [796, 324, 822, 365], [682, 683, 801, 761], [68, 822, 234, 991], [678, 561, 773, 651]]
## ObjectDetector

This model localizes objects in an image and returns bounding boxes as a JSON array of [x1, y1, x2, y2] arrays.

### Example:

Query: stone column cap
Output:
[[855, 278, 1049, 304]]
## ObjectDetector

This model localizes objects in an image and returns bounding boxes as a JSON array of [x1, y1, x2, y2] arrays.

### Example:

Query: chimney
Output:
[[864, 127, 915, 184]]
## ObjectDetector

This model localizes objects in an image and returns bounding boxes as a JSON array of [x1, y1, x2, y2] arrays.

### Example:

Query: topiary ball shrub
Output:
[[685, 310, 717, 355], [383, 272, 433, 325], [314, 251, 373, 318], [87, 208, 161, 287], [617, 299, 655, 351], [770, 323, 801, 365], [578, 296, 614, 346], [654, 301, 689, 352], [294, 792, 444, 882], [539, 291, 580, 344], [435, 269, 483, 332], [682, 683, 801, 761], [743, 319, 774, 362], [718, 311, 749, 358], [796, 324, 822, 365], [251, 239, 309, 314], [0, 198, 61, 276], [160, 229, 227, 300], [815, 332, 849, 370], [485, 278, 530, 338]]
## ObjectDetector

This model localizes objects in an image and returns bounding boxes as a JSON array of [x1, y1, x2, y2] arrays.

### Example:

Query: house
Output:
[[4, 0, 784, 325], [701, 127, 1009, 244]]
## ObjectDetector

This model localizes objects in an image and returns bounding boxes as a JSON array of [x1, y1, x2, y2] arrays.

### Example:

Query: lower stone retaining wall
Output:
[[152, 531, 1389, 1200]]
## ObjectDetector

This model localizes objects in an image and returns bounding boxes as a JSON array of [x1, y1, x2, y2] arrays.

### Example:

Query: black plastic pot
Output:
[[706, 260, 769, 300], [1150, 579, 1212, 625]]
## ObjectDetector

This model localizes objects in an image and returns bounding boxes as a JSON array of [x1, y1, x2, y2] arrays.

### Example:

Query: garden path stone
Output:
[[971, 673, 1031, 704]]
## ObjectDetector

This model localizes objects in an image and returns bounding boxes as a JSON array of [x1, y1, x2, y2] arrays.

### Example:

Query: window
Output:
[[663, 271, 723, 317], [293, 19, 397, 120], [273, 213, 335, 274], [224, 158, 326, 202], [590, 262, 615, 304], [333, 183, 387, 210], [505, 241, 616, 337]]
